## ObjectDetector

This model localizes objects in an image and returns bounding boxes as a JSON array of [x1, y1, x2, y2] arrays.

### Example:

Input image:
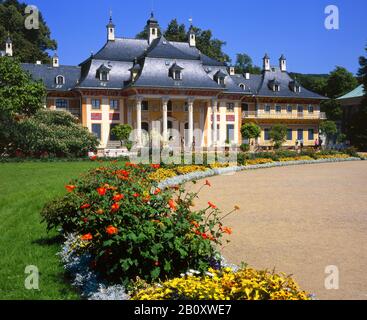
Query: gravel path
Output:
[[192, 161, 367, 300]]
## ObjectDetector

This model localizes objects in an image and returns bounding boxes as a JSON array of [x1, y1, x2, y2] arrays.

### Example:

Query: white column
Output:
[[188, 99, 194, 147], [234, 101, 240, 145], [162, 98, 169, 143], [219, 101, 227, 146], [206, 101, 212, 147], [136, 97, 142, 146], [212, 99, 218, 147]]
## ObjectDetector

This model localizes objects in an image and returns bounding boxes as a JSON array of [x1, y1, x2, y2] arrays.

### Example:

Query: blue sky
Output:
[[30, 0, 366, 74]]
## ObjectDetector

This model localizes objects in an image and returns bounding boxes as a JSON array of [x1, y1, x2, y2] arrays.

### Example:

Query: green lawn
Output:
[[0, 161, 114, 300]]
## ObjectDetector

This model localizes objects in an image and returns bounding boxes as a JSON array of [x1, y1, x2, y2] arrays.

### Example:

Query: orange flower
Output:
[[81, 233, 93, 241], [154, 188, 161, 195], [151, 164, 160, 169], [106, 225, 118, 235], [143, 195, 151, 203], [111, 202, 120, 212], [168, 199, 177, 211], [113, 194, 124, 202], [208, 202, 217, 209], [97, 187, 107, 196], [80, 204, 91, 210], [191, 221, 200, 228], [96, 209, 104, 215], [222, 226, 233, 235], [205, 180, 212, 187], [65, 185, 76, 193], [125, 162, 138, 168]]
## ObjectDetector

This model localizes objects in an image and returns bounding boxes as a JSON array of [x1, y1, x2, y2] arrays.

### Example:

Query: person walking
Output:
[[314, 138, 319, 150]]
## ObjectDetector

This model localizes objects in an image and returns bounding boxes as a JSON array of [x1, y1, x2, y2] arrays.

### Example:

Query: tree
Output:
[[241, 122, 261, 148], [290, 73, 328, 96], [320, 120, 337, 146], [325, 66, 358, 99], [164, 19, 186, 42], [111, 124, 133, 149], [235, 53, 261, 75], [321, 99, 343, 121], [0, 0, 57, 63], [349, 44, 367, 149], [12, 110, 98, 157], [269, 124, 287, 149]]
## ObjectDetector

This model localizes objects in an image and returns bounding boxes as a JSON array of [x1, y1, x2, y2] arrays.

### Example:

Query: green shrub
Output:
[[240, 144, 250, 152], [42, 163, 234, 288]]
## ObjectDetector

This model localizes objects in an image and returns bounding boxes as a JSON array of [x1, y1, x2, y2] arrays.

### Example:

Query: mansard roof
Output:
[[21, 63, 81, 91]]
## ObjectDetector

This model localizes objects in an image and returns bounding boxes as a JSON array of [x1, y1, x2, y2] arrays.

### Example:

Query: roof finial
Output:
[[109, 9, 113, 22], [189, 17, 193, 27]]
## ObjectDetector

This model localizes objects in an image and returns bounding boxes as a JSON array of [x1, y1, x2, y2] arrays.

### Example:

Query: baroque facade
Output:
[[5, 13, 327, 149]]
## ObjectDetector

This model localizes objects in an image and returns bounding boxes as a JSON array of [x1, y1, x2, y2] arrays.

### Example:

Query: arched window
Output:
[[239, 83, 246, 90], [55, 75, 65, 85]]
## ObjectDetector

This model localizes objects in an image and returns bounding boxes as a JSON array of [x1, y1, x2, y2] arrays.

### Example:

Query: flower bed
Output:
[[43, 155, 362, 300], [131, 267, 311, 300]]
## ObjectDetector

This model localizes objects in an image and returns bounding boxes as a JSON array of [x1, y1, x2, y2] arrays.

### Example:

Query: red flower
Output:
[[154, 188, 161, 195], [81, 233, 93, 241], [168, 199, 177, 211], [205, 180, 212, 187], [113, 194, 124, 202], [106, 225, 118, 235], [154, 261, 160, 266], [151, 164, 161, 169], [80, 204, 91, 210], [143, 195, 151, 203], [111, 202, 120, 212], [201, 233, 208, 240], [82, 218, 88, 223], [65, 185, 76, 193], [133, 193, 140, 198], [208, 202, 217, 209], [222, 226, 233, 235], [90, 155, 98, 161], [97, 187, 107, 196], [125, 162, 138, 168]]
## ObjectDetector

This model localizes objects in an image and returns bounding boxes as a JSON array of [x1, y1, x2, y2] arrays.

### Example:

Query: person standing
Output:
[[314, 138, 319, 150]]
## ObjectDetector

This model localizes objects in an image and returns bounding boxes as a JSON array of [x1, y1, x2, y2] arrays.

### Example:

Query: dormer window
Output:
[[289, 80, 301, 93], [129, 63, 141, 82], [169, 63, 184, 80], [55, 75, 65, 85], [214, 70, 227, 86], [239, 83, 246, 90], [96, 64, 111, 82], [268, 79, 280, 92]]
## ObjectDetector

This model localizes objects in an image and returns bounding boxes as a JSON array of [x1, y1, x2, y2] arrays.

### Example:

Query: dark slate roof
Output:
[[92, 38, 149, 62], [145, 36, 198, 60], [257, 67, 328, 99], [230, 74, 262, 94], [131, 57, 222, 90], [77, 59, 133, 89], [22, 63, 81, 91], [206, 66, 250, 94]]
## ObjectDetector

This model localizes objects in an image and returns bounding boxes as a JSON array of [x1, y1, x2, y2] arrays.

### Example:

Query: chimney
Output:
[[229, 67, 235, 76], [263, 53, 270, 71], [245, 73, 250, 80], [5, 35, 13, 57], [52, 52, 59, 67], [279, 54, 287, 72], [36, 60, 42, 65]]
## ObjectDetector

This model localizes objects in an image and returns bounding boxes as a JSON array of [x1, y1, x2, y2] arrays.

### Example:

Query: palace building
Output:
[[4, 13, 327, 149]]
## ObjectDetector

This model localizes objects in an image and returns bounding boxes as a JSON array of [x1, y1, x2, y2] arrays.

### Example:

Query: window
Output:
[[55, 75, 65, 85], [264, 129, 270, 141], [308, 129, 314, 140], [287, 129, 293, 141], [184, 102, 189, 112], [141, 101, 149, 111], [297, 129, 304, 141], [226, 124, 235, 142], [276, 105, 282, 113], [91, 99, 101, 110], [239, 83, 246, 90], [274, 85, 280, 92], [55, 99, 68, 109], [308, 105, 314, 113], [241, 103, 249, 112], [110, 99, 119, 110], [297, 105, 303, 113], [92, 124, 102, 140], [218, 77, 225, 86], [109, 124, 118, 141], [265, 105, 271, 113], [167, 101, 173, 112], [227, 103, 235, 112], [173, 70, 182, 80], [287, 105, 292, 113], [100, 71, 109, 81]]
